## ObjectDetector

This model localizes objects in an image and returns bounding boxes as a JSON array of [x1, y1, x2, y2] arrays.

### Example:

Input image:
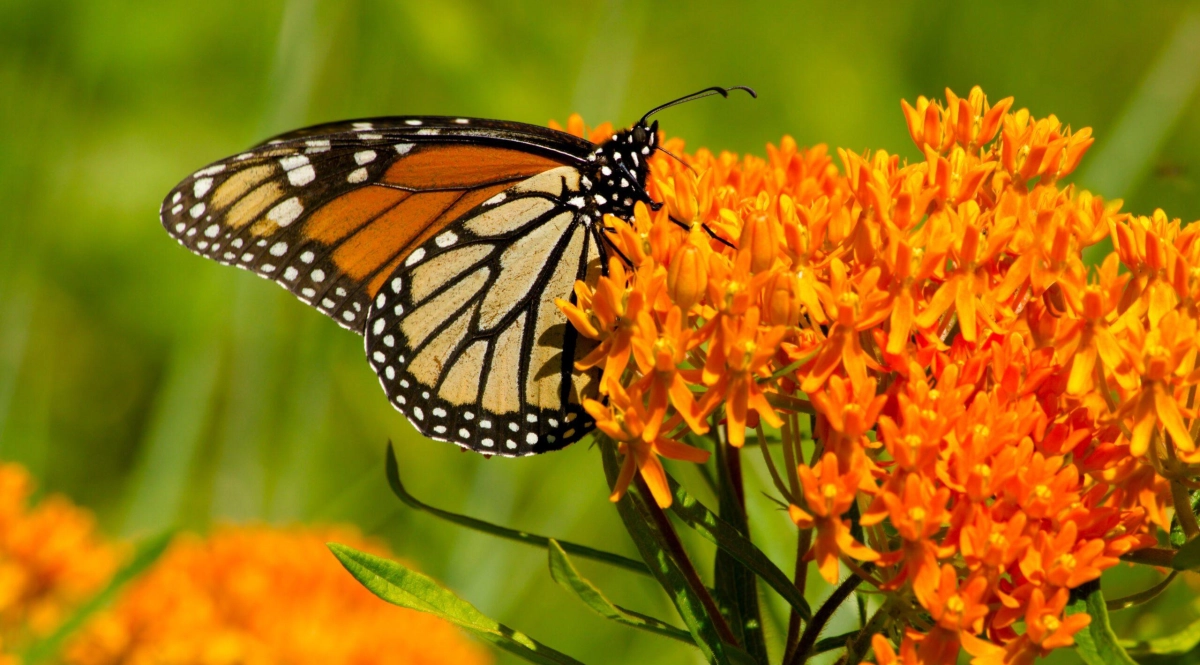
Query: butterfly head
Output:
[[578, 86, 754, 223], [582, 121, 659, 220]]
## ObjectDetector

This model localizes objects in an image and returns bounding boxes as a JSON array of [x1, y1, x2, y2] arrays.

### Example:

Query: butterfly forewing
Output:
[[364, 166, 603, 456], [160, 117, 592, 334]]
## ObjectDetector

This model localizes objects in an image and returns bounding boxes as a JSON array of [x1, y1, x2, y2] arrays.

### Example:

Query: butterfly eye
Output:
[[632, 125, 648, 145]]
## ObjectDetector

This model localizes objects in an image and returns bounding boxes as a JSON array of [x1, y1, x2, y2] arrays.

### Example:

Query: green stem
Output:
[[788, 567, 869, 665], [844, 597, 893, 663], [385, 443, 650, 576], [1105, 572, 1178, 612], [1120, 547, 1177, 567], [633, 472, 741, 647]]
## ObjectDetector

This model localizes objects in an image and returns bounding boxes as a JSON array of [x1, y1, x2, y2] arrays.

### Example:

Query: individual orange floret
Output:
[[629, 305, 709, 439], [699, 305, 786, 447], [584, 380, 710, 508], [557, 257, 655, 390], [788, 451, 879, 584], [1113, 308, 1199, 457], [901, 86, 1012, 154]]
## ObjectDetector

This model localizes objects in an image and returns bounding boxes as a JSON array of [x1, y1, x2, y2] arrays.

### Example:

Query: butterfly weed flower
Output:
[[557, 87, 1200, 662], [65, 526, 491, 665], [0, 463, 117, 653]]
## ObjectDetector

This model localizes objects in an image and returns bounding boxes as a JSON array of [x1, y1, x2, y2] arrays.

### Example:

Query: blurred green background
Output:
[[2, 1, 1200, 663]]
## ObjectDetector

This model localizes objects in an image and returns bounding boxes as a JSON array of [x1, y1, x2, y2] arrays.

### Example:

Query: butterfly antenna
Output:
[[655, 145, 696, 174], [639, 85, 756, 125]]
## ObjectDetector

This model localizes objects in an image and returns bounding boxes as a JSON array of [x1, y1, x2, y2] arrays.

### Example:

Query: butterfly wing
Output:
[[160, 117, 594, 333], [364, 165, 604, 456]]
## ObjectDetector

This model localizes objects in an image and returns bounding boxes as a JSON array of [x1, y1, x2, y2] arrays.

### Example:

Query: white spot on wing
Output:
[[404, 119, 422, 126], [284, 267, 298, 281], [279, 154, 309, 171], [416, 128, 440, 136], [194, 164, 226, 178], [193, 178, 213, 198], [347, 168, 368, 183], [267, 197, 303, 227], [405, 248, 426, 266], [435, 231, 457, 247], [288, 164, 316, 186], [269, 241, 288, 256], [300, 251, 315, 264], [394, 143, 414, 155], [311, 269, 325, 282], [305, 139, 330, 153], [354, 150, 377, 165], [189, 203, 206, 218]]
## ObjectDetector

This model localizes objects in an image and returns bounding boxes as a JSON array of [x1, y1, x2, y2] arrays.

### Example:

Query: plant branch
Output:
[[1105, 571, 1177, 612], [844, 597, 894, 664], [788, 566, 870, 665], [633, 473, 741, 647], [1119, 547, 1176, 567]]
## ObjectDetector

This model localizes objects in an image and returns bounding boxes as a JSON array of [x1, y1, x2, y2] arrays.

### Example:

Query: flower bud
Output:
[[763, 270, 803, 327], [739, 211, 780, 273], [667, 243, 707, 312]]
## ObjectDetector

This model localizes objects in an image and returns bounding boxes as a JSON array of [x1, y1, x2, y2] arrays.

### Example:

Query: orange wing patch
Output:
[[304, 187, 410, 244], [332, 190, 464, 281], [383, 145, 563, 189]]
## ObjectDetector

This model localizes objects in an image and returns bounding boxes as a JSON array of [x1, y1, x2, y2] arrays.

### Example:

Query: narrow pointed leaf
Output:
[[385, 442, 649, 575], [711, 442, 767, 664], [1066, 580, 1138, 665], [547, 540, 694, 644], [666, 473, 812, 621], [1121, 616, 1200, 657], [21, 531, 174, 665], [329, 543, 586, 665]]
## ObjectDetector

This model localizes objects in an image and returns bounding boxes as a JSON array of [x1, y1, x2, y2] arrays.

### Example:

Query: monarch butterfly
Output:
[[161, 86, 754, 457]]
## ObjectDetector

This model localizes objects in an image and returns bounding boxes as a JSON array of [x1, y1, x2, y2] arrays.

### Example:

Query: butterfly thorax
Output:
[[577, 120, 659, 222]]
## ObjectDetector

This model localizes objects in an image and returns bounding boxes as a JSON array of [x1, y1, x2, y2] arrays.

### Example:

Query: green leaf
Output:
[[1067, 580, 1138, 665], [666, 473, 812, 621], [1171, 536, 1200, 571], [598, 439, 748, 665], [1121, 616, 1200, 658], [547, 539, 694, 645], [21, 531, 174, 665], [329, 543, 587, 665], [711, 440, 767, 664], [384, 442, 649, 576]]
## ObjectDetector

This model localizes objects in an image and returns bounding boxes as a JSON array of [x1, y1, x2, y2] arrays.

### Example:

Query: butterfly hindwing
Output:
[[364, 166, 604, 456], [160, 117, 592, 334]]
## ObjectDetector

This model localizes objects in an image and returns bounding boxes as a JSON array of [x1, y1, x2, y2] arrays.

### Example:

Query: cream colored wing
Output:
[[363, 166, 604, 456]]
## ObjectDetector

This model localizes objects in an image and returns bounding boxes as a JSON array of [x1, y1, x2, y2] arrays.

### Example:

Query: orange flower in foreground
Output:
[[0, 462, 118, 650], [66, 526, 490, 665]]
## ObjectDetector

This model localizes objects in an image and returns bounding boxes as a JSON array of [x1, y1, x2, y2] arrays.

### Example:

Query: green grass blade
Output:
[[328, 543, 586, 665], [21, 531, 174, 665], [666, 473, 812, 621], [1067, 580, 1138, 665], [384, 442, 650, 576], [547, 539, 694, 644]]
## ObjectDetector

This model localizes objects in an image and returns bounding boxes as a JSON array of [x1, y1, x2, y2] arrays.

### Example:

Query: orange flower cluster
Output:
[[0, 463, 117, 657], [557, 88, 1200, 663], [66, 525, 491, 665]]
